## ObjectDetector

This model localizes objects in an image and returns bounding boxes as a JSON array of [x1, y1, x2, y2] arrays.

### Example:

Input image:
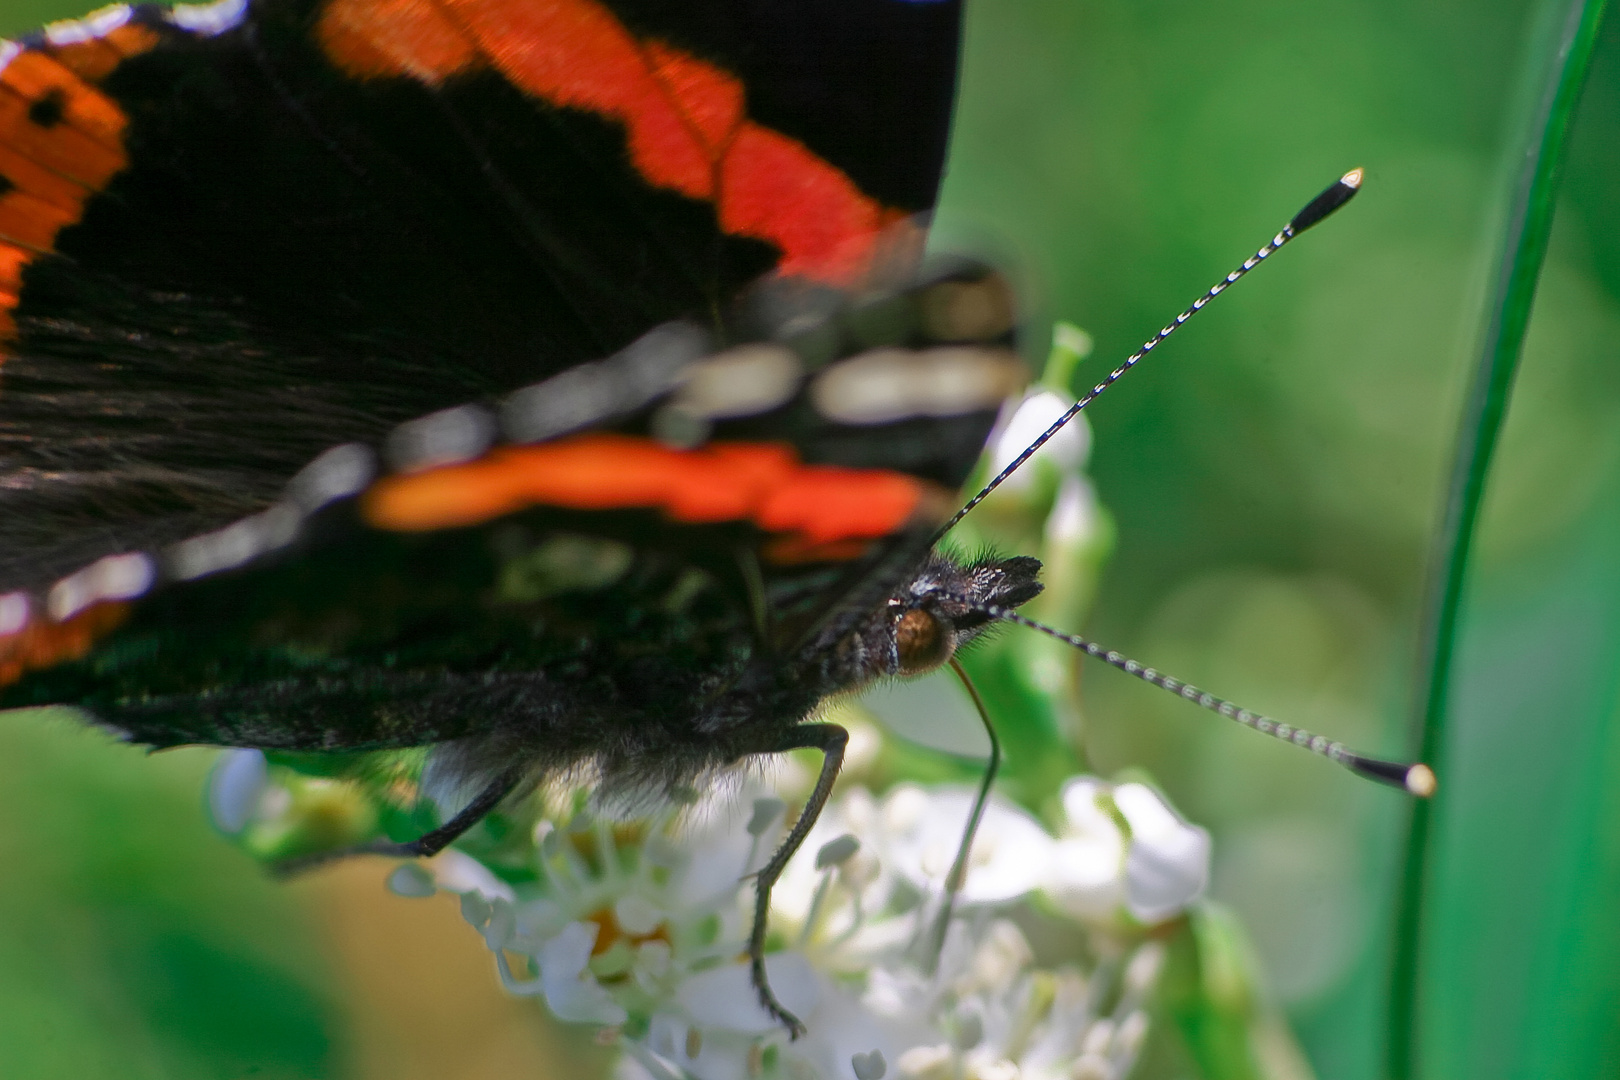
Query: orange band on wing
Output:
[[48, 24, 162, 81], [316, 0, 903, 285], [0, 243, 27, 291], [0, 51, 126, 146], [0, 188, 79, 250], [0, 600, 129, 688], [0, 87, 124, 190], [0, 33, 157, 347], [756, 468, 935, 544], [0, 137, 95, 213], [362, 434, 935, 563], [316, 0, 477, 83]]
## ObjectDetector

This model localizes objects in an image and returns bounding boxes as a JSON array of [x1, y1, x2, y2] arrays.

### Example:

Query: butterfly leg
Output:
[[273, 768, 522, 877], [748, 721, 848, 1039]]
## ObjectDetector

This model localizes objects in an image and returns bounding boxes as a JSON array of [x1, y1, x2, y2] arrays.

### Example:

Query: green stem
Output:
[[1385, 1, 1609, 1076]]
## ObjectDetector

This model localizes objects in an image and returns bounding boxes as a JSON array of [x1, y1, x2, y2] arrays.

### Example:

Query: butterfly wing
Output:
[[0, 0, 963, 588], [0, 264, 1024, 749], [0, 0, 1016, 755]]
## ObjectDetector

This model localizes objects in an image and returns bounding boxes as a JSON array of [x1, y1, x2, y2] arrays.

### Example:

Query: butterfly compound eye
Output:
[[895, 608, 953, 675]]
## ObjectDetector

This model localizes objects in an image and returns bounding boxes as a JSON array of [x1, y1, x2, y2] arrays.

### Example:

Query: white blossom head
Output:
[[373, 776, 1191, 1080], [1046, 777, 1211, 927]]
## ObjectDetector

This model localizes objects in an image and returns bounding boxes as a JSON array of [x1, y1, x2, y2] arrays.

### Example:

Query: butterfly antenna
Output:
[[981, 604, 1436, 797], [936, 168, 1364, 543]]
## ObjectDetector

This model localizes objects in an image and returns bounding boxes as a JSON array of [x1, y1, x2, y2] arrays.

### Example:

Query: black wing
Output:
[[0, 262, 1024, 751], [0, 0, 1018, 753], [0, 0, 964, 589]]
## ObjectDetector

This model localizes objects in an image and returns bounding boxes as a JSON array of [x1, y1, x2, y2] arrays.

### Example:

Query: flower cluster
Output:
[[211, 750, 1210, 1080]]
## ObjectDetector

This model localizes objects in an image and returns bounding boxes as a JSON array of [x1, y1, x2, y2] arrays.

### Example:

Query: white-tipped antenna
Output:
[[936, 168, 1365, 543], [982, 604, 1436, 797]]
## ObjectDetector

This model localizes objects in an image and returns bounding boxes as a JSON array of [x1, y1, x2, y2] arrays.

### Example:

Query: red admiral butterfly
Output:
[[0, 0, 1427, 1037]]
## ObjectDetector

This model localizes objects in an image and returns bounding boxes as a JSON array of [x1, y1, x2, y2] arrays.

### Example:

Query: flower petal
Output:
[[386, 864, 437, 898], [1045, 835, 1126, 919], [678, 952, 819, 1033], [434, 848, 517, 901], [1114, 784, 1210, 923], [541, 922, 629, 1025], [989, 389, 1092, 490], [208, 749, 268, 834], [882, 786, 1053, 902]]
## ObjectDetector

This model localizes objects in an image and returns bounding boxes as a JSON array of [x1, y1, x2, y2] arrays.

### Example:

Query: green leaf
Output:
[[1387, 0, 1611, 1076]]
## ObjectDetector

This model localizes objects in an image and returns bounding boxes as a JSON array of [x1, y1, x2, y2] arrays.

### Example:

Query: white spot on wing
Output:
[[672, 343, 801, 420], [157, 439, 373, 586], [44, 4, 133, 45], [0, 592, 28, 636], [286, 443, 375, 511], [47, 552, 154, 621], [387, 405, 496, 472], [166, 503, 300, 581], [811, 346, 1026, 425], [168, 0, 247, 36], [502, 321, 709, 443], [0, 41, 22, 75]]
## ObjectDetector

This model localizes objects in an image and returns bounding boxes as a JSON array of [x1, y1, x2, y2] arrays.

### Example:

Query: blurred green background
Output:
[[1, 0, 1618, 1076]]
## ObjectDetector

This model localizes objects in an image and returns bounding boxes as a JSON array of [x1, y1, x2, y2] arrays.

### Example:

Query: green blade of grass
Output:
[[1385, 0, 1610, 1076]]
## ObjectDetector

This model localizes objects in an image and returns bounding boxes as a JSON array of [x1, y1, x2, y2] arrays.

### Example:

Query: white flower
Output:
[[877, 784, 1054, 903], [389, 776, 1186, 1080], [678, 953, 819, 1033], [1046, 778, 1128, 920], [989, 389, 1093, 495], [504, 919, 628, 1025], [1114, 783, 1210, 924], [430, 848, 515, 902], [1045, 778, 1210, 927], [1045, 474, 1101, 547]]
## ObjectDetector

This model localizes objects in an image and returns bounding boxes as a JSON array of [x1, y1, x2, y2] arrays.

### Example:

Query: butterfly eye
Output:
[[895, 608, 953, 675]]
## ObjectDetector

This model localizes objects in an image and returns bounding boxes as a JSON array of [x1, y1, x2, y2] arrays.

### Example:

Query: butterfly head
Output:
[[881, 553, 1043, 677]]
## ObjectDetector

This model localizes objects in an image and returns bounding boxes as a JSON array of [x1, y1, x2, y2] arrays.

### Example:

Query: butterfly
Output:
[[0, 0, 1050, 1035], [0, 0, 1433, 1041]]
